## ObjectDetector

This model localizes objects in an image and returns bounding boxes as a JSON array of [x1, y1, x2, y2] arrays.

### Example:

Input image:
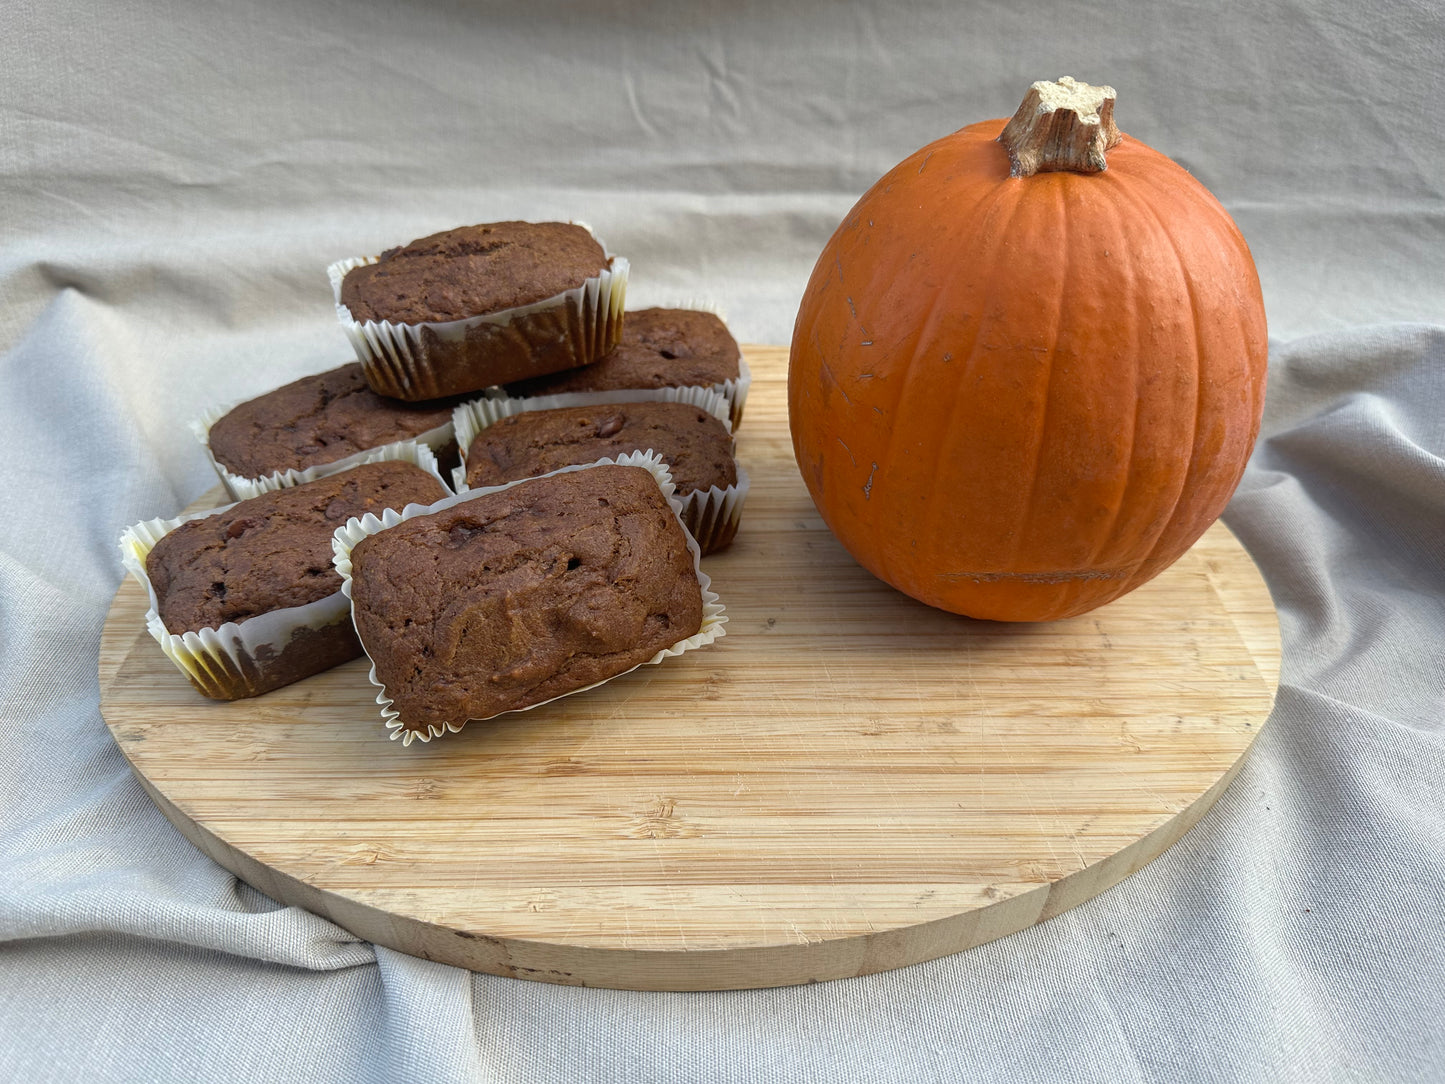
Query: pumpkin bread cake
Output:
[[340, 221, 607, 326], [207, 363, 463, 480], [336, 221, 619, 400], [462, 401, 736, 497], [147, 460, 447, 636], [503, 307, 739, 398], [346, 464, 704, 735]]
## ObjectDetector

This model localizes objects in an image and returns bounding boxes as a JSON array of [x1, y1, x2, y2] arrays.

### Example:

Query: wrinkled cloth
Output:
[[3, 0, 1443, 1080]]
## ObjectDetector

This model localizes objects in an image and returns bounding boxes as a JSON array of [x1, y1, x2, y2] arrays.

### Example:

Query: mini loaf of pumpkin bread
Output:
[[340, 222, 607, 325], [463, 401, 736, 497], [145, 461, 447, 697], [346, 465, 704, 735], [207, 363, 464, 481], [504, 308, 739, 399], [337, 221, 619, 400]]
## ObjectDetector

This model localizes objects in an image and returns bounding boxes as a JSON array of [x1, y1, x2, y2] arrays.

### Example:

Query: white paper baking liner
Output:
[[117, 442, 450, 700], [332, 450, 728, 746], [190, 402, 455, 502], [619, 296, 727, 321], [328, 224, 629, 401], [450, 387, 749, 554], [482, 302, 751, 429]]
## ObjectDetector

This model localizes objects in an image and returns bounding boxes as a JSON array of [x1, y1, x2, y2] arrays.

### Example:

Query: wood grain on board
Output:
[[99, 345, 1280, 991]]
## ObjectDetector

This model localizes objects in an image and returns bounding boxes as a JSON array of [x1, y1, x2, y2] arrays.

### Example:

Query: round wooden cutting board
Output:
[[99, 346, 1280, 991]]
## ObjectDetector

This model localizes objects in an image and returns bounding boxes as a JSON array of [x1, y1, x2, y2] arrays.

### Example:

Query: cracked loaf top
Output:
[[347, 464, 704, 732], [146, 460, 448, 634], [340, 221, 608, 325], [208, 363, 463, 479]]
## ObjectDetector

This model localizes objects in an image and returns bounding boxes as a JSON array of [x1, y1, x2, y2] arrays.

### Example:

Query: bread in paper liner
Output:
[[189, 401, 455, 502], [483, 299, 750, 429], [117, 442, 449, 701], [450, 386, 749, 555], [328, 223, 628, 401], [331, 450, 727, 746]]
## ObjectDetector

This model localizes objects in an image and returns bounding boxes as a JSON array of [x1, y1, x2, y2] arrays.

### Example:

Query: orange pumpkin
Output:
[[789, 77, 1268, 622]]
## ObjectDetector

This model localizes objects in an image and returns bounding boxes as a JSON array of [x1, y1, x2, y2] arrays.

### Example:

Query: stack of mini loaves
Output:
[[120, 221, 741, 745]]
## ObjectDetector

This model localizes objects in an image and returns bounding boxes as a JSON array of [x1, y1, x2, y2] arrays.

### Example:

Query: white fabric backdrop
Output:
[[3, 0, 1443, 1080]]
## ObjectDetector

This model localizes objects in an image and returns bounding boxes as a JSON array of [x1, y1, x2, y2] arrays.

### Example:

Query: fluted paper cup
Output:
[[118, 442, 448, 700], [328, 224, 628, 401], [332, 451, 727, 746], [190, 403, 455, 502], [484, 300, 751, 429], [451, 387, 749, 554]]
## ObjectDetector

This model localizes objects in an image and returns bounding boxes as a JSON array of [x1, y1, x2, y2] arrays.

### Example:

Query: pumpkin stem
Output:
[[998, 77, 1123, 178]]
